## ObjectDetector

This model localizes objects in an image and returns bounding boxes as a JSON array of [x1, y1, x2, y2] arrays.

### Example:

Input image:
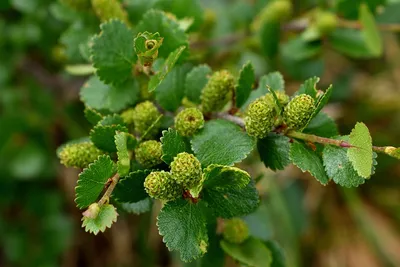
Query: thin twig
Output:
[[214, 112, 245, 128], [98, 173, 120, 206], [286, 131, 353, 148]]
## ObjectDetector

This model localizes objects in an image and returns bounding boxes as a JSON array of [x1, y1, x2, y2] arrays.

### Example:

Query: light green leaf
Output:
[[90, 124, 128, 152], [257, 133, 291, 171], [80, 76, 140, 112], [113, 170, 151, 203], [191, 120, 255, 167], [323, 142, 365, 188], [157, 199, 208, 262], [65, 64, 95, 76], [203, 181, 259, 218], [203, 164, 251, 190], [115, 132, 130, 176], [160, 128, 191, 164], [91, 20, 136, 84], [121, 198, 152, 214], [359, 4, 382, 56], [185, 64, 212, 104], [347, 122, 373, 178], [236, 61, 255, 108], [220, 237, 272, 267], [290, 142, 330, 185], [75, 155, 116, 209], [82, 204, 118, 235], [148, 46, 186, 92]]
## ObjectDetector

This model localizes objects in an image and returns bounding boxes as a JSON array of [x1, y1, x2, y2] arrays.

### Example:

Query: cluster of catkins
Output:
[[245, 93, 316, 139]]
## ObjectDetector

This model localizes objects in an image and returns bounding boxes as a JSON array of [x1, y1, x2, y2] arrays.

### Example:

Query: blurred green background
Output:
[[1, 0, 400, 266]]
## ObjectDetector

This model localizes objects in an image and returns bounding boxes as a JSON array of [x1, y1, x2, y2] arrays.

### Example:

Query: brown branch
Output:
[[98, 173, 120, 206]]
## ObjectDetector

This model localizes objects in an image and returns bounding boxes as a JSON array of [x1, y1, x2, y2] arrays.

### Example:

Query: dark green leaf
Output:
[[236, 61, 255, 108], [257, 133, 291, 171], [98, 114, 125, 126], [329, 28, 375, 58], [157, 199, 208, 262], [303, 112, 338, 138], [113, 170, 151, 203], [281, 37, 321, 61], [160, 128, 191, 164], [260, 22, 280, 58], [91, 20, 136, 84], [265, 240, 286, 267], [75, 155, 116, 209], [121, 198, 152, 214], [185, 64, 211, 104], [90, 124, 128, 152], [84, 107, 103, 125], [203, 164, 250, 190], [289, 142, 330, 185], [191, 120, 255, 166]]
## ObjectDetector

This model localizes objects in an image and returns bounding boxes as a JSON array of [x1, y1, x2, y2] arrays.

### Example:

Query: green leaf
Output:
[[84, 107, 103, 125], [136, 10, 188, 59], [191, 120, 255, 167], [80, 76, 139, 112], [91, 20, 136, 84], [115, 132, 130, 176], [323, 143, 365, 188], [303, 112, 338, 138], [60, 22, 94, 62], [203, 181, 259, 218], [359, 4, 382, 56], [157, 199, 208, 262], [75, 155, 116, 209], [281, 37, 322, 61], [98, 114, 125, 126], [113, 170, 151, 203], [297, 76, 319, 98], [121, 198, 152, 214], [203, 164, 250, 190], [185, 64, 212, 104], [329, 28, 375, 58], [90, 124, 128, 152], [160, 128, 191, 164], [289, 142, 329, 185], [347, 122, 373, 178], [148, 46, 186, 92], [265, 240, 286, 267], [155, 63, 192, 111], [236, 61, 255, 108], [260, 22, 280, 58], [82, 204, 118, 235], [257, 133, 291, 171], [220, 237, 272, 267]]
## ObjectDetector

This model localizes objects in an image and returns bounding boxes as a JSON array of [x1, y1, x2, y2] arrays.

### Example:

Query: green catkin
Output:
[[132, 101, 161, 138], [175, 108, 205, 137], [144, 171, 182, 201], [283, 94, 315, 130], [59, 142, 104, 169], [170, 152, 203, 190], [135, 140, 163, 168], [223, 218, 250, 244], [245, 97, 277, 139]]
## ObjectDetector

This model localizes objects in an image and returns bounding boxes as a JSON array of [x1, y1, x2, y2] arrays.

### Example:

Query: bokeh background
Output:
[[1, 0, 400, 266]]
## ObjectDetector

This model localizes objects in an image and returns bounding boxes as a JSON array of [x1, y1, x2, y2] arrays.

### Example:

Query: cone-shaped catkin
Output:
[[144, 171, 182, 201], [223, 218, 249, 244], [91, 0, 129, 24], [175, 108, 205, 137], [245, 97, 277, 139], [170, 152, 203, 190], [59, 142, 104, 169], [120, 108, 135, 125], [283, 94, 315, 130], [264, 91, 290, 107], [135, 140, 163, 168], [315, 11, 338, 35], [60, 0, 90, 10], [200, 70, 235, 113], [132, 101, 161, 138]]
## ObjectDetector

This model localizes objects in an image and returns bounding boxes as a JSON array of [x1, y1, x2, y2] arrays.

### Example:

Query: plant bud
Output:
[[170, 152, 203, 190], [91, 0, 129, 24], [132, 101, 161, 138], [82, 203, 100, 219], [59, 142, 104, 169], [283, 94, 315, 130], [315, 11, 338, 35], [385, 147, 400, 160], [223, 218, 249, 244], [252, 0, 293, 31], [144, 171, 182, 201], [201, 70, 235, 113], [135, 140, 163, 168], [120, 108, 135, 125], [245, 97, 277, 139], [175, 108, 205, 137]]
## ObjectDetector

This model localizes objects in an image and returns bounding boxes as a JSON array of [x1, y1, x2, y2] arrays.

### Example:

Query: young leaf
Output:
[[359, 4, 382, 56], [289, 142, 330, 185], [203, 181, 259, 218], [157, 199, 208, 262], [191, 120, 255, 167], [148, 46, 186, 92], [82, 204, 118, 235], [220, 237, 272, 267], [90, 124, 128, 152], [301, 84, 333, 130], [80, 76, 139, 112], [303, 112, 338, 138], [257, 133, 291, 171], [323, 144, 365, 188], [185, 64, 211, 104], [347, 122, 373, 178], [115, 132, 130, 176], [121, 198, 152, 214], [203, 164, 251, 190], [160, 128, 191, 164], [113, 170, 151, 203], [91, 20, 136, 84], [134, 31, 163, 67], [236, 61, 255, 108], [75, 155, 116, 209]]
